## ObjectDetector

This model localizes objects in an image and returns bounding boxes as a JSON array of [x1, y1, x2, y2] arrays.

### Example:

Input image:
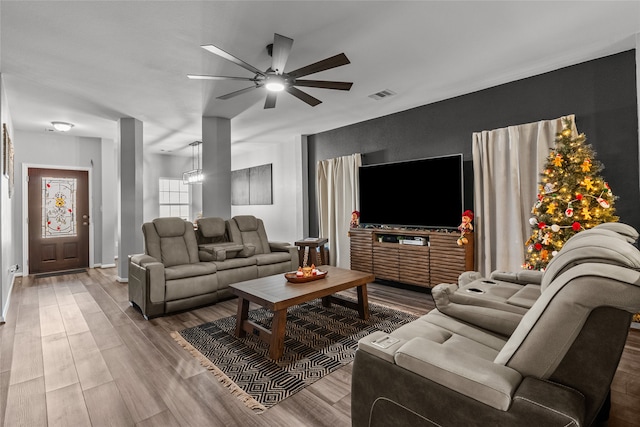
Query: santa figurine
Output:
[[350, 210, 360, 229], [457, 210, 474, 246], [348, 210, 360, 237]]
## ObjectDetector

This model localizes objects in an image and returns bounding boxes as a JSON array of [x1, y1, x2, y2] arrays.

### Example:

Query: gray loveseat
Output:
[[128, 215, 297, 319]]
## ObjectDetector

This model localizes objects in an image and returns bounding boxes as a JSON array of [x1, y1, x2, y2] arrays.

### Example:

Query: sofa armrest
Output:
[[458, 271, 484, 286], [491, 269, 543, 285], [128, 255, 166, 305], [269, 241, 295, 252], [393, 337, 523, 411], [130, 253, 158, 268], [512, 377, 585, 426], [270, 242, 298, 270]]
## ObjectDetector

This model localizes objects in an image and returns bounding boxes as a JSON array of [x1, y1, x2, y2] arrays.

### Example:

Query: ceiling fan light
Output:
[[265, 76, 285, 92], [51, 121, 74, 132]]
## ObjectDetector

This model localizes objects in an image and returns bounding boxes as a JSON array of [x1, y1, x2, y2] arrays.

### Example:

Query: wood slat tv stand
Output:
[[349, 228, 474, 288]]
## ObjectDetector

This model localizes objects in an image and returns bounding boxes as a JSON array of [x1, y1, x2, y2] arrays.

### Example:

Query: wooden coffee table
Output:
[[229, 265, 374, 360]]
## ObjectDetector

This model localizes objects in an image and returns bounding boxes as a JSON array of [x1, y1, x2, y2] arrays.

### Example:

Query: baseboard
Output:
[[1, 272, 17, 323], [631, 322, 640, 330], [100, 263, 116, 268], [116, 276, 128, 283]]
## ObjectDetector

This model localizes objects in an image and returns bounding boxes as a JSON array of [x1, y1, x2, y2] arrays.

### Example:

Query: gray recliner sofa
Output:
[[128, 215, 298, 319], [352, 243, 640, 426]]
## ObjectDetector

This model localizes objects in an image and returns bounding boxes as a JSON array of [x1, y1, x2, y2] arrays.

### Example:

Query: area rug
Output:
[[171, 299, 418, 411]]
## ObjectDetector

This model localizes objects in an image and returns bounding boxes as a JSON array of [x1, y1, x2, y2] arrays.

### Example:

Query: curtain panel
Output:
[[316, 153, 362, 268], [472, 115, 576, 276]]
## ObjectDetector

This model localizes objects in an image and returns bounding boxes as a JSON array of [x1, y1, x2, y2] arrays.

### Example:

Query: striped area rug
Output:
[[171, 299, 418, 411]]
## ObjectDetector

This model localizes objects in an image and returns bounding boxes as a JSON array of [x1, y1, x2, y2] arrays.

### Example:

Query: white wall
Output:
[[231, 136, 307, 245], [1, 74, 16, 322], [13, 131, 104, 274]]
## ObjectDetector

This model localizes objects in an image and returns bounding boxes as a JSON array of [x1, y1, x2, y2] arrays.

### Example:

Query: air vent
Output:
[[368, 89, 396, 100]]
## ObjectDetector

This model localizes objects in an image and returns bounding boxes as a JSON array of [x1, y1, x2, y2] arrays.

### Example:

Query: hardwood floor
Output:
[[0, 268, 638, 426]]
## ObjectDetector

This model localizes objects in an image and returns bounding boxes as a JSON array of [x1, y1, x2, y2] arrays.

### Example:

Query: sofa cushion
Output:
[[164, 262, 217, 281], [214, 256, 257, 271], [153, 217, 188, 237], [255, 252, 292, 266], [197, 217, 226, 238], [160, 236, 191, 267], [234, 215, 259, 231]]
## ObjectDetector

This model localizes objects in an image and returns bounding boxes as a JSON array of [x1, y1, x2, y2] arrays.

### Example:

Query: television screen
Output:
[[358, 154, 464, 229]]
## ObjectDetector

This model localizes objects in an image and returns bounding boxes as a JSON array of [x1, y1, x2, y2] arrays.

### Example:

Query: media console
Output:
[[349, 228, 474, 288]]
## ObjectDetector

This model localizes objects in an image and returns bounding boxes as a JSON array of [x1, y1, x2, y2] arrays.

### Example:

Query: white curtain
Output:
[[317, 153, 362, 268], [472, 115, 577, 276]]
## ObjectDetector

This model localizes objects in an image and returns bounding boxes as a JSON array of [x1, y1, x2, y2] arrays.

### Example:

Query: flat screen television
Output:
[[358, 154, 464, 229]]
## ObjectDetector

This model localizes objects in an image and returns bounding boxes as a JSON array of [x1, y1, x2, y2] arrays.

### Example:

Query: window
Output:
[[159, 178, 190, 220]]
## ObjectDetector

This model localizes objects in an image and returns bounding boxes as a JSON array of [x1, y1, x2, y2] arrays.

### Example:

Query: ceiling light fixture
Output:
[[265, 75, 285, 92], [51, 121, 74, 132], [183, 140, 204, 184]]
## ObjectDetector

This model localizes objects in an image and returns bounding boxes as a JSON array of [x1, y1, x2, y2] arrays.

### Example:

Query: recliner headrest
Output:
[[541, 234, 640, 291], [233, 215, 259, 232], [152, 217, 188, 237], [197, 217, 226, 237], [592, 222, 639, 244]]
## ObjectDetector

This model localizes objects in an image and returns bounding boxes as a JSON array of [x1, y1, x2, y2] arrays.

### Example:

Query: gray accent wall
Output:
[[307, 50, 639, 237]]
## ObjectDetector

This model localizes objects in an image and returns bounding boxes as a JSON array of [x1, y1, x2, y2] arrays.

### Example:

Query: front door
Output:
[[28, 168, 90, 274]]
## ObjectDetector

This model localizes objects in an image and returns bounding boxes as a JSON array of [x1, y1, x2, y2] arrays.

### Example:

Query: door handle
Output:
[[82, 214, 89, 219], [83, 222, 88, 226]]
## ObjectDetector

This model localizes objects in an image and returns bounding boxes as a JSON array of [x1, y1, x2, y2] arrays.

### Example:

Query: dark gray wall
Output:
[[308, 50, 638, 236]]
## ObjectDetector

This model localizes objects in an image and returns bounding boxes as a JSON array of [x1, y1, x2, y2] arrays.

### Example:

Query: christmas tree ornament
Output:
[[551, 224, 560, 232], [565, 207, 574, 217], [553, 154, 563, 167], [597, 197, 610, 208]]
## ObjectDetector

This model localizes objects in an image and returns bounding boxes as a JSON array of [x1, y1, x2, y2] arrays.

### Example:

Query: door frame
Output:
[[22, 163, 94, 276]]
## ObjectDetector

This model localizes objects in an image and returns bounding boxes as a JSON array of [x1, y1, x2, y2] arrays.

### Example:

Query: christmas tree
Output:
[[524, 118, 618, 270]]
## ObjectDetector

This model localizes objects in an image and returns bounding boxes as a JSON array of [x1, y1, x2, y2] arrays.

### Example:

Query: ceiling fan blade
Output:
[[187, 75, 261, 82], [293, 80, 353, 91], [286, 86, 322, 107], [201, 44, 265, 76], [271, 34, 293, 74], [288, 53, 350, 78], [264, 92, 278, 109], [217, 85, 261, 100]]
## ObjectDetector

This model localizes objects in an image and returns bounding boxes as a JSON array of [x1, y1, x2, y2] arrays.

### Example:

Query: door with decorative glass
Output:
[[28, 168, 90, 274]]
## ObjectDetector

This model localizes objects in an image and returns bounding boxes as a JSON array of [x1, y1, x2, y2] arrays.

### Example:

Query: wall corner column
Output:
[[117, 118, 143, 281], [202, 117, 231, 219]]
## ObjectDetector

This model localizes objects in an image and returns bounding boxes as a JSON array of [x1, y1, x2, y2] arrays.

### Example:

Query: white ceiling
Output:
[[2, 1, 640, 157]]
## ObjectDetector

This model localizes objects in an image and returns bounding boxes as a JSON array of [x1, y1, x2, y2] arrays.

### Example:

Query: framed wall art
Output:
[[3, 123, 15, 198], [231, 163, 272, 205]]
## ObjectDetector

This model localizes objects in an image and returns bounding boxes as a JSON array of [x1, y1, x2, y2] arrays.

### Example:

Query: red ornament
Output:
[[576, 194, 583, 201], [534, 243, 543, 251], [572, 222, 581, 231], [537, 222, 546, 229]]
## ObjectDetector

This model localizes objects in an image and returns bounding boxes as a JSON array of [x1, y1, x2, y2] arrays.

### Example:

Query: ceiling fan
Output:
[[188, 33, 353, 109]]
